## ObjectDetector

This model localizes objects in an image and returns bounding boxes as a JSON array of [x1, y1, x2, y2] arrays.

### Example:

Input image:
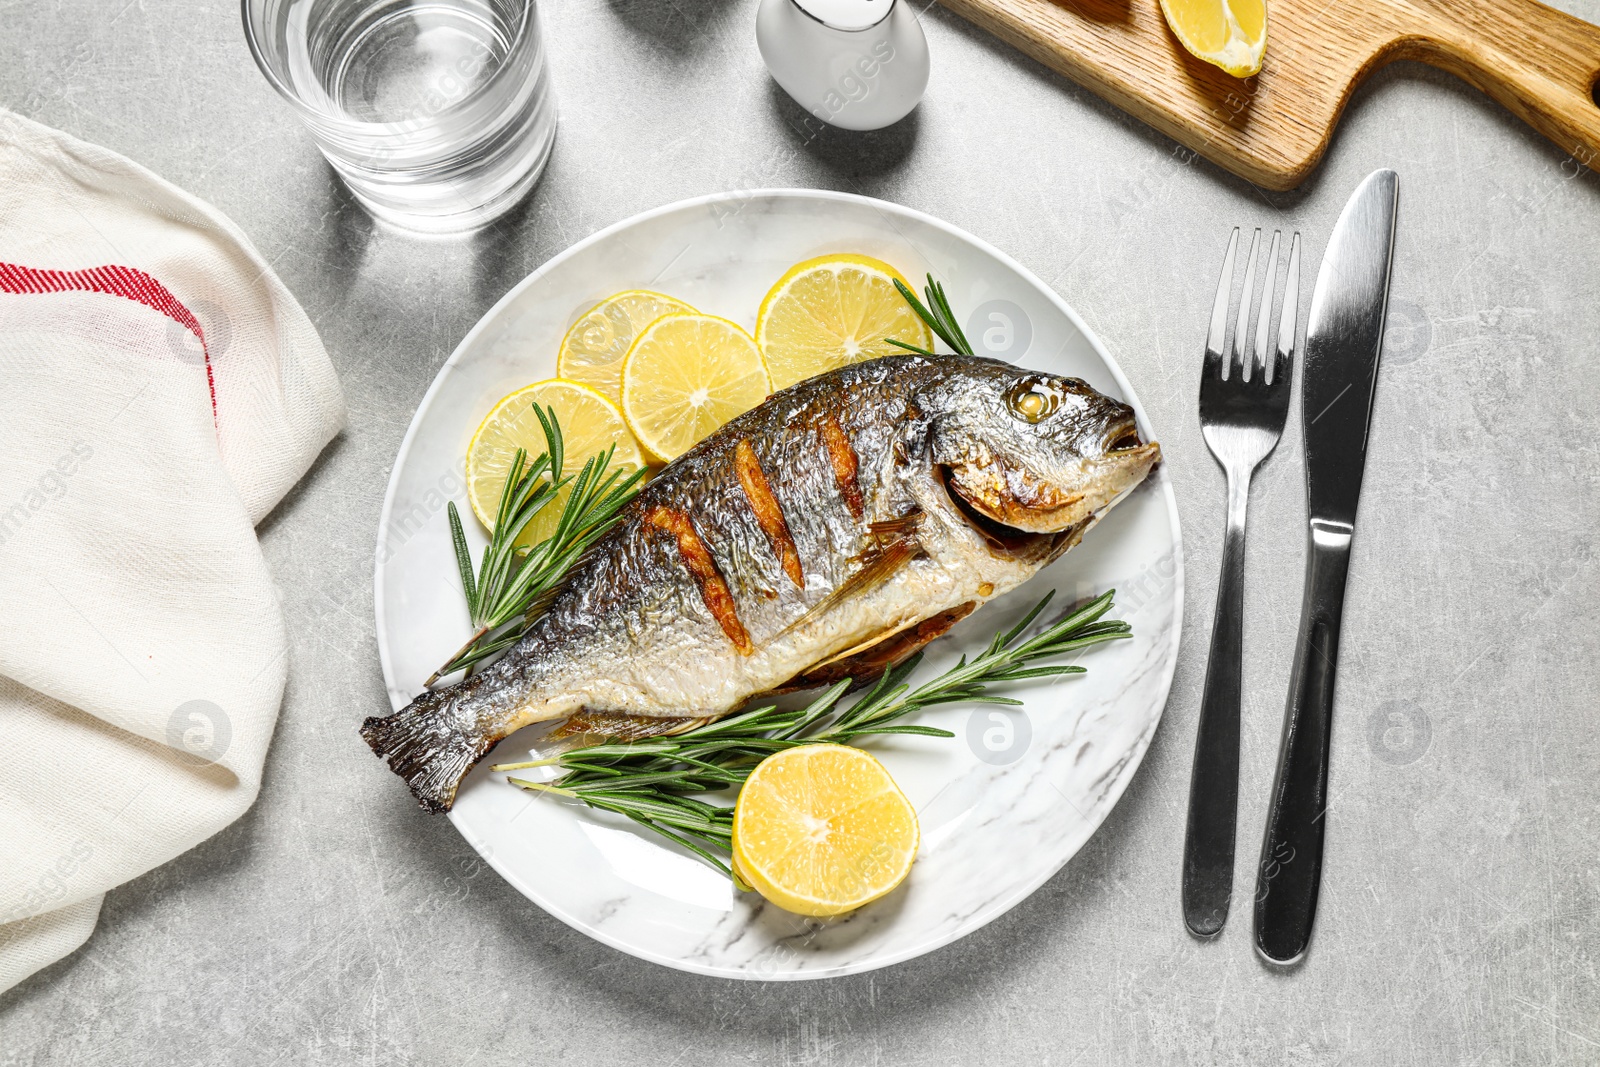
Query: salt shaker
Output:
[[756, 0, 930, 131]]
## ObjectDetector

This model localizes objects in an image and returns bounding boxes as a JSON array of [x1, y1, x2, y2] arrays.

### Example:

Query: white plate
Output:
[[374, 190, 1183, 980]]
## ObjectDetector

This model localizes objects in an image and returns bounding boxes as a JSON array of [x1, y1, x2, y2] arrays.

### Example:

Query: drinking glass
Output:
[[243, 0, 557, 233]]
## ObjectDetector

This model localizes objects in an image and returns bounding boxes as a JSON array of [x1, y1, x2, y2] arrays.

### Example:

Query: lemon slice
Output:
[[755, 254, 934, 393], [732, 744, 919, 917], [557, 290, 698, 404], [1159, 0, 1266, 78], [465, 379, 645, 548], [620, 313, 770, 463]]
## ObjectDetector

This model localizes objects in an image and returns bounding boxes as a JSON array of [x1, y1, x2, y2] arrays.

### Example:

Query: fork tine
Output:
[[1252, 231, 1281, 380], [1230, 229, 1261, 379], [1273, 232, 1302, 385], [1205, 228, 1240, 378]]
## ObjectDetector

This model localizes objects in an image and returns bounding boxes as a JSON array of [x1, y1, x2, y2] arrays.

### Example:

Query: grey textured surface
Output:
[[4, 0, 1600, 1062]]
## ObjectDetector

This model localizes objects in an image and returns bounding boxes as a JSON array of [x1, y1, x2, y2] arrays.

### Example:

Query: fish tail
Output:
[[360, 684, 497, 813]]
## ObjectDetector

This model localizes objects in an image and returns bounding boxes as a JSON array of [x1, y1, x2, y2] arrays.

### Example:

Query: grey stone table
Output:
[[4, 0, 1599, 1062]]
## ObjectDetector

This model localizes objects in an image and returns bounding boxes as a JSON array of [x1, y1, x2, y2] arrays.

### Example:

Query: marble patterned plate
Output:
[[373, 189, 1183, 980]]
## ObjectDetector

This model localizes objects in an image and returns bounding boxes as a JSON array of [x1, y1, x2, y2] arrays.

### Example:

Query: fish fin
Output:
[[775, 510, 927, 642], [811, 600, 978, 671], [807, 618, 925, 672], [864, 512, 923, 540], [552, 711, 712, 742], [783, 602, 978, 691], [360, 685, 499, 814]]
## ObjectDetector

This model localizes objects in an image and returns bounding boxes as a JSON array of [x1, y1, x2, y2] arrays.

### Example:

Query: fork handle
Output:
[[1181, 464, 1251, 937], [1253, 521, 1352, 964]]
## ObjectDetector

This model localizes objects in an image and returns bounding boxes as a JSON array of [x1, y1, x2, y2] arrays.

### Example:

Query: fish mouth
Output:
[[1105, 418, 1146, 454]]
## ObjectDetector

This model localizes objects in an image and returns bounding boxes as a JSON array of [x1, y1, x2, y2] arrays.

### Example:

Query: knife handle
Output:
[[1253, 519, 1352, 964], [1181, 465, 1250, 937]]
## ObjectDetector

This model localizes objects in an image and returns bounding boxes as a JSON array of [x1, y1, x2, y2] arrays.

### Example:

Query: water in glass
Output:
[[244, 0, 556, 233]]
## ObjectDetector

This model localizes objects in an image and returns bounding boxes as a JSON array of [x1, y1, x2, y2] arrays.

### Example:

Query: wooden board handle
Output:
[[936, 0, 1598, 188], [1396, 0, 1600, 173]]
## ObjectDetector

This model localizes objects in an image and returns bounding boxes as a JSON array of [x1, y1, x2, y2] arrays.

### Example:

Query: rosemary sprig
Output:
[[497, 589, 1130, 877], [427, 405, 647, 686], [886, 274, 976, 357]]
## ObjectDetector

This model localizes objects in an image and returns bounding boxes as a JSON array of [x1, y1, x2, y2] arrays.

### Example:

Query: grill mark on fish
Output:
[[646, 505, 753, 654], [822, 414, 864, 521], [734, 438, 803, 588]]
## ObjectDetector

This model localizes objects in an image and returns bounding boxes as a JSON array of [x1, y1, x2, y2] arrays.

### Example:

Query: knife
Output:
[[1253, 169, 1398, 965]]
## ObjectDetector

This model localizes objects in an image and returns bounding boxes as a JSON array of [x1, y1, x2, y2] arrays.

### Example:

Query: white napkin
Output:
[[0, 110, 345, 993]]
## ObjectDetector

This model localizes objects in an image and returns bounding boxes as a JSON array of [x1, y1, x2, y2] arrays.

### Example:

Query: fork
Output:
[[1182, 226, 1301, 939]]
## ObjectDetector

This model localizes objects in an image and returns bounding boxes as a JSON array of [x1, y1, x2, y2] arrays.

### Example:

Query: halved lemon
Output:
[[755, 254, 934, 393], [465, 379, 645, 548], [620, 313, 770, 463], [732, 744, 919, 917], [1159, 0, 1266, 78], [557, 290, 698, 404]]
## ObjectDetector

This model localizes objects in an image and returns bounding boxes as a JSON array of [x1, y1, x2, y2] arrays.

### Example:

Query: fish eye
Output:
[[1004, 375, 1065, 424]]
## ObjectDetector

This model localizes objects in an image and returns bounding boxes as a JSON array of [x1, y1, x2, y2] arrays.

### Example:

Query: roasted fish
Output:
[[363, 354, 1160, 811]]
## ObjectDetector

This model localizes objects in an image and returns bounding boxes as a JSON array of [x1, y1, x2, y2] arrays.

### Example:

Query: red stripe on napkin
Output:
[[0, 262, 217, 420]]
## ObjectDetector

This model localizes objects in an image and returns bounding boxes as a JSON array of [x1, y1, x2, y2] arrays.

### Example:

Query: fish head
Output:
[[925, 361, 1161, 536]]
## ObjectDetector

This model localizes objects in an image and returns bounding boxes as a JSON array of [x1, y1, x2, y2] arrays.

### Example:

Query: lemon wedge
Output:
[[557, 290, 698, 404], [732, 744, 919, 917], [465, 379, 645, 548], [1159, 0, 1267, 78], [620, 313, 770, 463], [755, 254, 933, 393]]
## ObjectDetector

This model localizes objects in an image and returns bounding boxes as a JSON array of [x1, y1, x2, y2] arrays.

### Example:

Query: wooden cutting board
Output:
[[938, 0, 1600, 189]]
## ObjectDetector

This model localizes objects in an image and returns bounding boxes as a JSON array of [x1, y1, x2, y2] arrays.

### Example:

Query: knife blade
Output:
[[1253, 169, 1398, 965], [1301, 170, 1399, 527]]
